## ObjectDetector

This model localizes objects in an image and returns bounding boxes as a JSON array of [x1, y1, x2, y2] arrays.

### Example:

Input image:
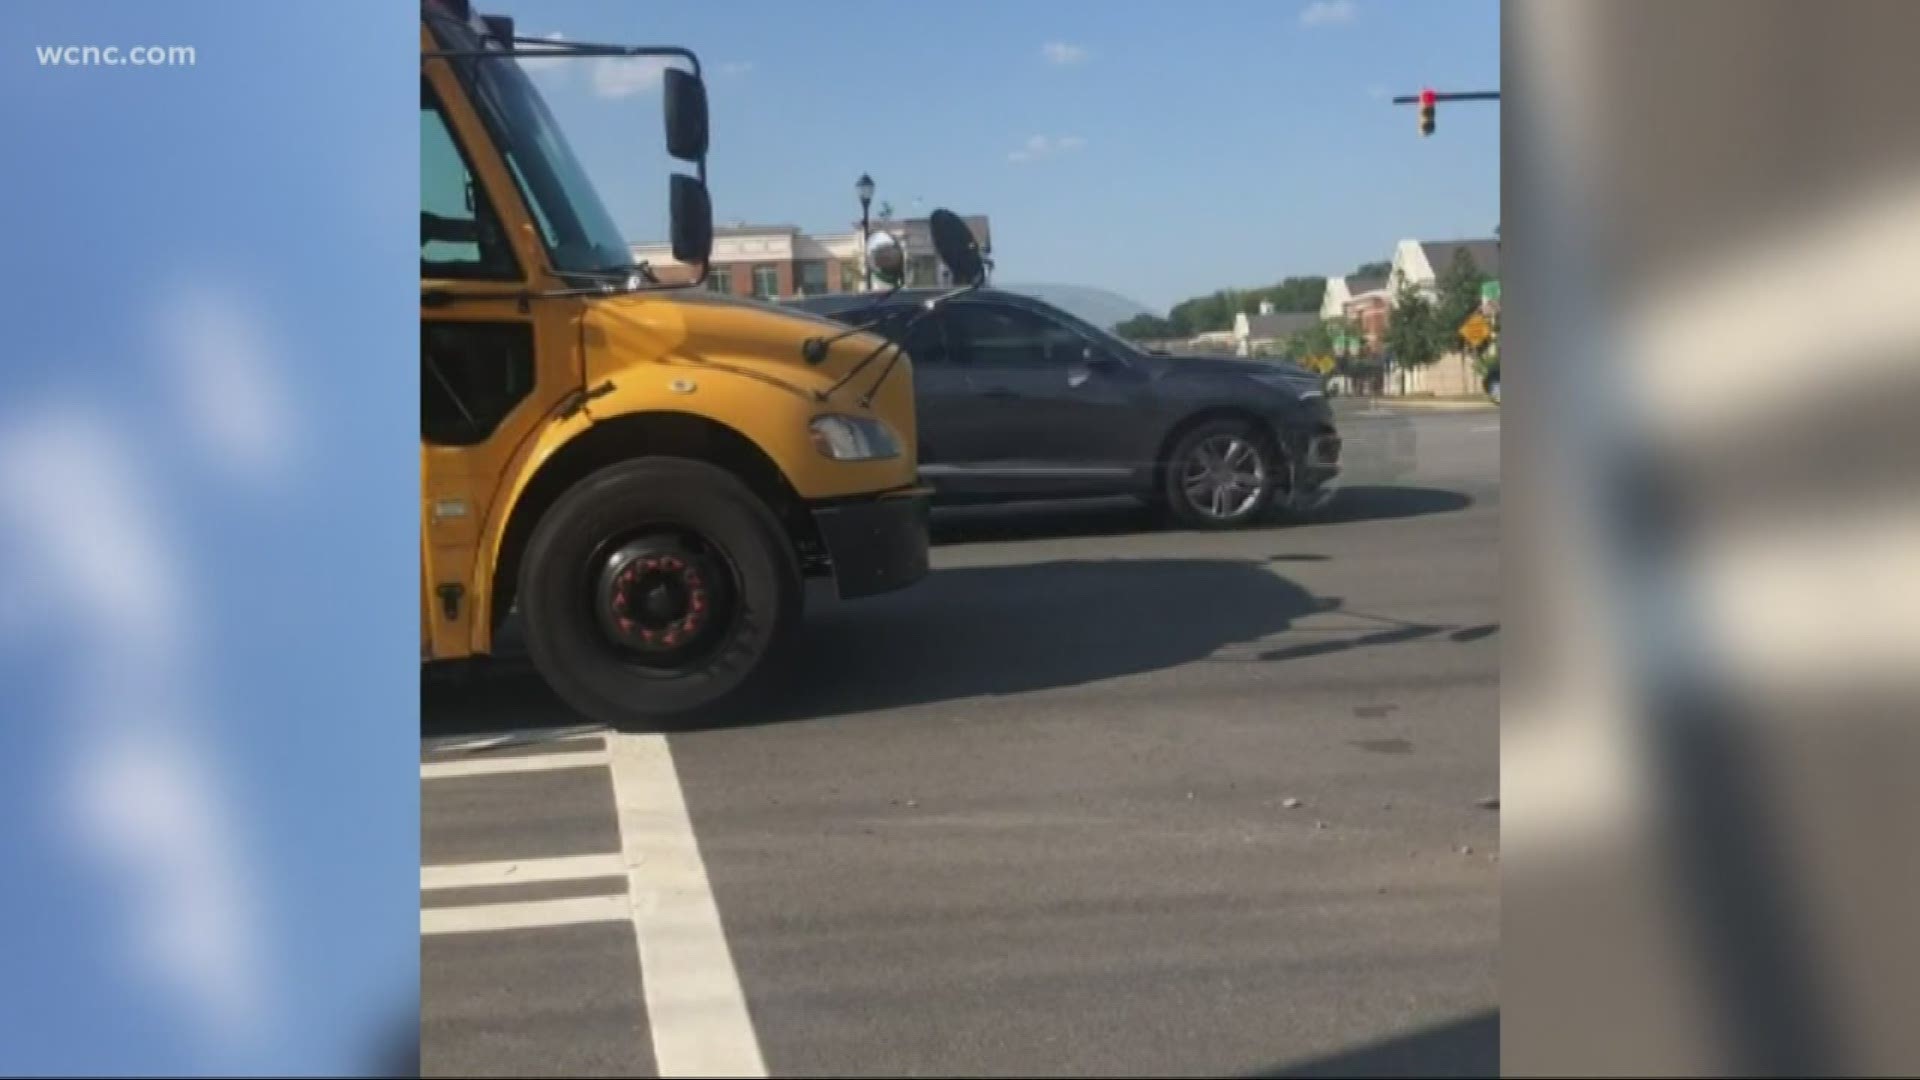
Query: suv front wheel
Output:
[[1161, 419, 1280, 529]]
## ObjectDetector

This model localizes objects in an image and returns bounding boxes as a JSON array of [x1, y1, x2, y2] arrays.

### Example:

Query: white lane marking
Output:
[[421, 893, 630, 935], [422, 724, 606, 757], [422, 853, 627, 891], [420, 749, 610, 780], [609, 732, 766, 1079]]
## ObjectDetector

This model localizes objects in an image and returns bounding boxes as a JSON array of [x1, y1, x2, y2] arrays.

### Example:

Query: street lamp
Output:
[[855, 173, 875, 291]]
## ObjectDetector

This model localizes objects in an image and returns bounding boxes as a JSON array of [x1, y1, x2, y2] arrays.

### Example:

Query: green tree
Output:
[[1114, 312, 1178, 341], [1165, 275, 1326, 337], [1251, 275, 1326, 314], [1279, 321, 1335, 373], [1384, 281, 1445, 368], [1434, 248, 1487, 344], [1351, 260, 1392, 278]]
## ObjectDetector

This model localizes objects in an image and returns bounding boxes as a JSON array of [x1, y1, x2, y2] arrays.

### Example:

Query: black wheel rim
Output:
[[584, 528, 741, 675], [1180, 434, 1268, 520]]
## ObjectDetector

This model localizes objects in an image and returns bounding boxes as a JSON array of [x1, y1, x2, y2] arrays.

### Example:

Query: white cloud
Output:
[[1042, 41, 1087, 65], [520, 31, 572, 78], [157, 284, 299, 488], [1008, 133, 1088, 163], [0, 411, 185, 649], [0, 406, 269, 1050], [593, 55, 671, 98], [73, 729, 265, 1042], [1301, 0, 1358, 27], [718, 60, 754, 76]]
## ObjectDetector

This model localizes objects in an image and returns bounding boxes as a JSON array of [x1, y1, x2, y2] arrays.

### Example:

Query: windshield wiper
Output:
[[799, 287, 913, 366], [811, 285, 976, 408], [550, 262, 659, 290]]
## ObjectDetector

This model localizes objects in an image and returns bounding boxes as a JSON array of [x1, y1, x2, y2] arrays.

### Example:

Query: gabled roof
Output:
[[1419, 240, 1500, 279], [1344, 274, 1390, 296], [1244, 310, 1320, 340]]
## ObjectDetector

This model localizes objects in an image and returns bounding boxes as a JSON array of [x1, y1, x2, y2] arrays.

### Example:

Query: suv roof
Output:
[[785, 288, 1029, 319]]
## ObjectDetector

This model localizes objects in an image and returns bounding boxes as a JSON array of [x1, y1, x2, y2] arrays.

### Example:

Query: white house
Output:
[[1232, 300, 1319, 357], [1384, 238, 1500, 397], [1389, 238, 1499, 297], [1320, 272, 1390, 321]]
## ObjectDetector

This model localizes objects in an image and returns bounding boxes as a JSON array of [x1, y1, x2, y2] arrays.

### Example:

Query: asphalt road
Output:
[[421, 402, 1500, 1078]]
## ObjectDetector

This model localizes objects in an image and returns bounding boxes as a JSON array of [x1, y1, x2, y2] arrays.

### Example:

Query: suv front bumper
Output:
[[1286, 430, 1343, 511], [809, 487, 932, 600]]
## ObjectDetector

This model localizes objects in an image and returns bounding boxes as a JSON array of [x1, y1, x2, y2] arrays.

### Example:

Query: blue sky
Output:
[[5, 2, 417, 1073], [502, 0, 1500, 311]]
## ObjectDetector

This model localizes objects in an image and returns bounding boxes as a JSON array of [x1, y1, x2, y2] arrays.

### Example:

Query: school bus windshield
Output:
[[436, 21, 636, 280]]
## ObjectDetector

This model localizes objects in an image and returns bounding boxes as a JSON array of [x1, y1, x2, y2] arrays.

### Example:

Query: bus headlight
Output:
[[809, 414, 902, 461]]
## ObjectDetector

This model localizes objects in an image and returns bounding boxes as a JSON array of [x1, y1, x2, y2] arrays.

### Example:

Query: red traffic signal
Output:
[[1419, 87, 1436, 136]]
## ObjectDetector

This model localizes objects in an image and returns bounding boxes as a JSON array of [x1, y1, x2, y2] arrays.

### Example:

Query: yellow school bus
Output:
[[420, 2, 970, 726]]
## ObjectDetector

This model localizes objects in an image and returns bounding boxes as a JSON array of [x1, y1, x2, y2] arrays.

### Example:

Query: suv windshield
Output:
[[1027, 297, 1143, 360], [432, 19, 635, 278]]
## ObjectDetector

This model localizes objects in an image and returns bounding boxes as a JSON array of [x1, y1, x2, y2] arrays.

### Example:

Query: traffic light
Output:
[[1419, 88, 1436, 137]]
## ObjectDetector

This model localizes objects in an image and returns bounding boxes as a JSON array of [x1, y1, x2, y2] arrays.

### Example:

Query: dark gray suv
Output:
[[788, 288, 1341, 529]]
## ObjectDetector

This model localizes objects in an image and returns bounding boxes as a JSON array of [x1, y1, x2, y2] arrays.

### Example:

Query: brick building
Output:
[[630, 214, 992, 301]]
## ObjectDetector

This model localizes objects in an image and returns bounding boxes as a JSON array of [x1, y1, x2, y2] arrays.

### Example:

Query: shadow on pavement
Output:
[[930, 498, 1160, 546], [758, 557, 1316, 725], [1249, 1010, 1498, 1078], [927, 485, 1472, 547], [422, 553, 1484, 738], [1309, 486, 1473, 525]]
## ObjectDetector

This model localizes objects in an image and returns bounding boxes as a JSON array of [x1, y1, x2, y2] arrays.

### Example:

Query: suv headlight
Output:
[[1249, 369, 1326, 399], [809, 414, 903, 461]]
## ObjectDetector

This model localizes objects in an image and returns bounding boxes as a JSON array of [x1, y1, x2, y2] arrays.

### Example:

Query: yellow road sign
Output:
[[1459, 312, 1491, 348]]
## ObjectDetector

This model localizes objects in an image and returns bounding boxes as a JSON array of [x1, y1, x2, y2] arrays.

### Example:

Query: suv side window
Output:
[[944, 301, 1081, 367], [421, 78, 519, 281], [901, 309, 952, 366], [847, 305, 953, 366]]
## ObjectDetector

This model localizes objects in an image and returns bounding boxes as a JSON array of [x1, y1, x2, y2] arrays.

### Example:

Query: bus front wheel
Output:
[[517, 457, 802, 729]]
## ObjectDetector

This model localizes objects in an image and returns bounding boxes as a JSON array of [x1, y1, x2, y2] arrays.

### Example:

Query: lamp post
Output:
[[855, 173, 875, 291]]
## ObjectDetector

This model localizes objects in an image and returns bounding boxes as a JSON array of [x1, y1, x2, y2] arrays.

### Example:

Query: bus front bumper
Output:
[[810, 487, 932, 600]]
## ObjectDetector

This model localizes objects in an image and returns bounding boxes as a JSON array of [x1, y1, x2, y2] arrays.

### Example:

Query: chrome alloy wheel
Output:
[[1180, 434, 1269, 521]]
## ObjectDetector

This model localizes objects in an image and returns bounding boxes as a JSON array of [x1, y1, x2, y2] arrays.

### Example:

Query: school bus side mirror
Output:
[[670, 174, 712, 265], [865, 232, 906, 287], [664, 68, 708, 162]]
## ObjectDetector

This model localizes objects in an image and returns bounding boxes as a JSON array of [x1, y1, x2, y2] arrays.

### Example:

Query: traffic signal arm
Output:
[[1390, 90, 1500, 104], [1389, 89, 1497, 137]]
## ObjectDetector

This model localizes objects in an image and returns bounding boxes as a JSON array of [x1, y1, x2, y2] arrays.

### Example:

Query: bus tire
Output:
[[518, 456, 802, 729]]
